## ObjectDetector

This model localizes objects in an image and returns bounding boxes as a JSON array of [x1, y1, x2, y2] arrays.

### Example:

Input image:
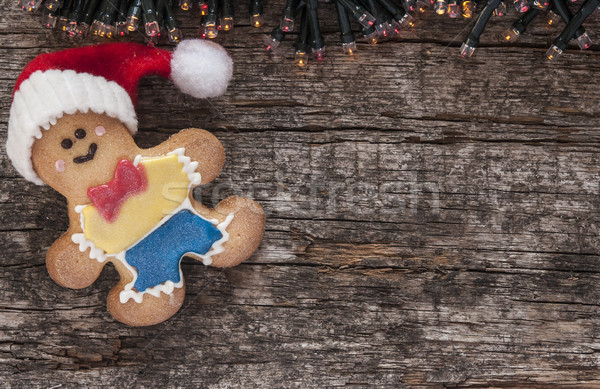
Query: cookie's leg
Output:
[[47, 233, 105, 289], [106, 260, 186, 327], [190, 195, 265, 268]]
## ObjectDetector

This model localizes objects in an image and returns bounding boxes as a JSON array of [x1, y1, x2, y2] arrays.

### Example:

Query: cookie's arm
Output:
[[190, 195, 265, 268], [46, 207, 105, 289], [145, 128, 225, 184], [46, 231, 105, 289]]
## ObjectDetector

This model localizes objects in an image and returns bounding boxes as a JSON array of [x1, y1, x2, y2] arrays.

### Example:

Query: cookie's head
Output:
[[30, 112, 137, 198], [6, 40, 233, 188]]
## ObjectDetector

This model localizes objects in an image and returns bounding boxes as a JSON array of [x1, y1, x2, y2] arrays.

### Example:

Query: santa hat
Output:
[[6, 40, 233, 185]]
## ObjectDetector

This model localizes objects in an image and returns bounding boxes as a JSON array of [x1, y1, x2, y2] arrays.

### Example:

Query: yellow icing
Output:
[[81, 153, 191, 254]]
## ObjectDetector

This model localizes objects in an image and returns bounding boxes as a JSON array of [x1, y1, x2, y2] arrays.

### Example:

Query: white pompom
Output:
[[171, 40, 233, 99]]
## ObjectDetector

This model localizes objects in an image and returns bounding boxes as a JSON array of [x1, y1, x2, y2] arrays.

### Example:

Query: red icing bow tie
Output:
[[87, 159, 147, 222]]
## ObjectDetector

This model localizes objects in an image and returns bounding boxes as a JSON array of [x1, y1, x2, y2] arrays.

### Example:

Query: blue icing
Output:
[[125, 210, 222, 293]]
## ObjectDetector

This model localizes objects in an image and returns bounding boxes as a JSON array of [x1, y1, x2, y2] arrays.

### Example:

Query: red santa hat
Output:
[[7, 40, 233, 185]]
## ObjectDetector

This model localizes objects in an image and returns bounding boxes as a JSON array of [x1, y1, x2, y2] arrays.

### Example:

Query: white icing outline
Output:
[[71, 148, 234, 304]]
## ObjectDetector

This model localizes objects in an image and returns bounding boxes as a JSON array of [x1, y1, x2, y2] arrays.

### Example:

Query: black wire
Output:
[[164, 0, 179, 30], [307, 0, 324, 50], [296, 6, 310, 52], [337, 0, 375, 27], [335, 0, 354, 44], [376, 0, 407, 21], [269, 26, 286, 41], [362, 0, 387, 26], [553, 0, 599, 51], [93, 0, 110, 23], [551, 0, 586, 39], [125, 0, 143, 28], [463, 0, 501, 47], [106, 0, 122, 25], [206, 0, 217, 20], [156, 0, 167, 26], [281, 0, 298, 25], [59, 0, 74, 23], [69, 0, 86, 23], [249, 0, 263, 17], [116, 0, 128, 22], [222, 0, 234, 19], [141, 0, 157, 25], [511, 7, 539, 34], [361, 24, 377, 38]]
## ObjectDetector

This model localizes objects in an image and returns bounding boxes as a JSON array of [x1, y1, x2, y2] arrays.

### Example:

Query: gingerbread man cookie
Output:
[[6, 41, 265, 326]]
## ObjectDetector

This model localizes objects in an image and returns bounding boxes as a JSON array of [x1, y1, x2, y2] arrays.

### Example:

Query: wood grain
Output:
[[2, 0, 600, 387]]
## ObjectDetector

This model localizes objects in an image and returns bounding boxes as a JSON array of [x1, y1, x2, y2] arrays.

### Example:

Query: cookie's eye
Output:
[[61, 139, 73, 149], [75, 129, 86, 139]]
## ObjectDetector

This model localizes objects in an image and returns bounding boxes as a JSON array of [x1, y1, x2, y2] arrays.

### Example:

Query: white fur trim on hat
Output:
[[170, 39, 233, 99], [6, 69, 137, 185]]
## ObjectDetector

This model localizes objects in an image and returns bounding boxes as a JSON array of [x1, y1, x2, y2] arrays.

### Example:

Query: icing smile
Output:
[[74, 143, 98, 164]]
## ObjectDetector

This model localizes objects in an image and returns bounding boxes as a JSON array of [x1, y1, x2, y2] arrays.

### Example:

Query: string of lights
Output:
[[546, 0, 597, 59], [459, 0, 595, 58], [263, 0, 596, 65], [17, 0, 598, 64], [18, 0, 264, 42]]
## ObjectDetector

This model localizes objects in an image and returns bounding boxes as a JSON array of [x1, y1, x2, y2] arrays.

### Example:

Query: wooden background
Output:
[[3, 0, 600, 386]]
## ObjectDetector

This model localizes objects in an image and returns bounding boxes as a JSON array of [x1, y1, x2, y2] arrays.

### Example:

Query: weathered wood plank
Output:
[[3, 1, 600, 387], [3, 131, 600, 387]]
